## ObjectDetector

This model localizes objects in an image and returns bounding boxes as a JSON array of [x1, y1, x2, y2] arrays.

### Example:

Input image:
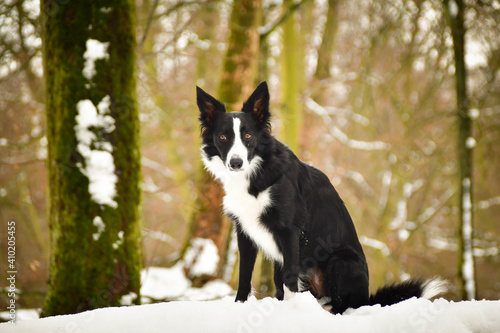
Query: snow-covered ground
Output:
[[3, 294, 500, 333], [2, 265, 500, 332]]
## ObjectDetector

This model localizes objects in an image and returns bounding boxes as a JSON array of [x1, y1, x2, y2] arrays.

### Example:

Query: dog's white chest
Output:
[[201, 152, 283, 263], [222, 174, 283, 263]]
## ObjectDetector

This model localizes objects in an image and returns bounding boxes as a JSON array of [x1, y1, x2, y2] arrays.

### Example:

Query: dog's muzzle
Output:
[[229, 156, 244, 171]]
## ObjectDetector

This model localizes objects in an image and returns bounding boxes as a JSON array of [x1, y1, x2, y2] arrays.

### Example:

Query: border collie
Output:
[[197, 81, 446, 314]]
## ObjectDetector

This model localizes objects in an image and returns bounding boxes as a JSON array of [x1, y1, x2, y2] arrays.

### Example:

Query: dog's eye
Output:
[[219, 134, 227, 141], [244, 133, 252, 140]]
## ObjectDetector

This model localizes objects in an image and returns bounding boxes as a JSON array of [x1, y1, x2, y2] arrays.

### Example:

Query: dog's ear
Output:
[[197, 86, 225, 127], [242, 81, 270, 126]]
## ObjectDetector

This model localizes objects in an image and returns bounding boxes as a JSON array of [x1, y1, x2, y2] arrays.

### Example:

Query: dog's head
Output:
[[197, 81, 271, 177]]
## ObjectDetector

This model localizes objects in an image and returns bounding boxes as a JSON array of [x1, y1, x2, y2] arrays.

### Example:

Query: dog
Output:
[[196, 81, 446, 314]]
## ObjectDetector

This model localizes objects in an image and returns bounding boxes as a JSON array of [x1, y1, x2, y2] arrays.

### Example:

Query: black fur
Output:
[[197, 81, 439, 314], [369, 279, 426, 307]]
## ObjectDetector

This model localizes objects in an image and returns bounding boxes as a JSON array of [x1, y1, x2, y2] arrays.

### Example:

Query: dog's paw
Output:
[[275, 289, 284, 300], [284, 285, 298, 300], [284, 279, 299, 293]]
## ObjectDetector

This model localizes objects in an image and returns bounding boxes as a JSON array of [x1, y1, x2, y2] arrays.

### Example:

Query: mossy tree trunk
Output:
[[41, 0, 141, 316], [444, 0, 476, 300]]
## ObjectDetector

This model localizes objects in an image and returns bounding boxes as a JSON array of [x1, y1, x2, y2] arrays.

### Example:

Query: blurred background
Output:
[[1, 0, 499, 311]]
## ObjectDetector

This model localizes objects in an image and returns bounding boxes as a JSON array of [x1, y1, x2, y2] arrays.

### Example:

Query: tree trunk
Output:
[[218, 0, 262, 110], [313, 0, 340, 81], [182, 0, 262, 287], [280, 0, 303, 153], [444, 0, 476, 300], [178, 3, 227, 286], [41, 0, 142, 316], [253, 10, 275, 297]]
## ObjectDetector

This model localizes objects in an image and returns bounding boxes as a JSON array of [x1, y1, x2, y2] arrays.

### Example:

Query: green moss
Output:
[[41, 0, 141, 317]]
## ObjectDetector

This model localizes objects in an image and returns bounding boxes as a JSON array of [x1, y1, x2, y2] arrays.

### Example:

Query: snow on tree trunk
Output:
[[40, 0, 142, 316], [444, 0, 477, 300], [461, 178, 475, 299]]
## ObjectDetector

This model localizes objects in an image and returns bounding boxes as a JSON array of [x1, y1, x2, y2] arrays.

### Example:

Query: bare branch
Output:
[[305, 96, 391, 151], [0, 130, 45, 150], [259, 0, 309, 40], [138, 0, 160, 48]]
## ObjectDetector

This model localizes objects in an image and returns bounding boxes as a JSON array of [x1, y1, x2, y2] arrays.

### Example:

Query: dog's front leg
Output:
[[281, 230, 300, 293], [235, 226, 258, 302], [273, 261, 284, 300]]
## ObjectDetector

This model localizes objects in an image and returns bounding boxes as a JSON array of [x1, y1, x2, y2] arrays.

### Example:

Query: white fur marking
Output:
[[283, 286, 296, 300], [422, 277, 449, 299], [223, 172, 282, 263], [226, 117, 249, 170], [201, 147, 283, 263], [201, 147, 228, 184]]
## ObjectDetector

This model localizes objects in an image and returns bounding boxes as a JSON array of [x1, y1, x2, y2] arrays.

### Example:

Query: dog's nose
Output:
[[229, 157, 243, 171]]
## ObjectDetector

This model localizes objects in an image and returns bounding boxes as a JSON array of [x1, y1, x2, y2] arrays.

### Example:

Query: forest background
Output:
[[0, 0, 499, 314]]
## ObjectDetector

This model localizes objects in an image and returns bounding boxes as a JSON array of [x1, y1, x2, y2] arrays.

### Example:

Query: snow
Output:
[[142, 228, 177, 245], [389, 179, 423, 240], [378, 170, 391, 210], [448, 0, 459, 17], [140, 264, 232, 302], [468, 108, 480, 120], [331, 166, 376, 197], [141, 264, 190, 300], [183, 238, 220, 277], [112, 231, 124, 249], [305, 97, 390, 151], [75, 96, 118, 208], [465, 40, 488, 70], [3, 294, 500, 333], [461, 178, 475, 300], [465, 137, 476, 149], [427, 235, 458, 252], [359, 236, 390, 256], [222, 232, 238, 281], [478, 196, 500, 210], [92, 216, 105, 241], [83, 39, 110, 81], [3, 266, 500, 331]]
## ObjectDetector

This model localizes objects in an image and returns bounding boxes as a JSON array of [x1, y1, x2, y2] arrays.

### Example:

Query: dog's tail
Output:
[[369, 277, 448, 307]]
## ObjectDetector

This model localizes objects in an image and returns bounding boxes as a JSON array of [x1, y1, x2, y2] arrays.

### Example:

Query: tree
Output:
[[40, 0, 142, 316], [181, 0, 262, 287], [218, 0, 262, 109], [444, 0, 476, 300], [280, 0, 303, 153], [313, 0, 340, 82]]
